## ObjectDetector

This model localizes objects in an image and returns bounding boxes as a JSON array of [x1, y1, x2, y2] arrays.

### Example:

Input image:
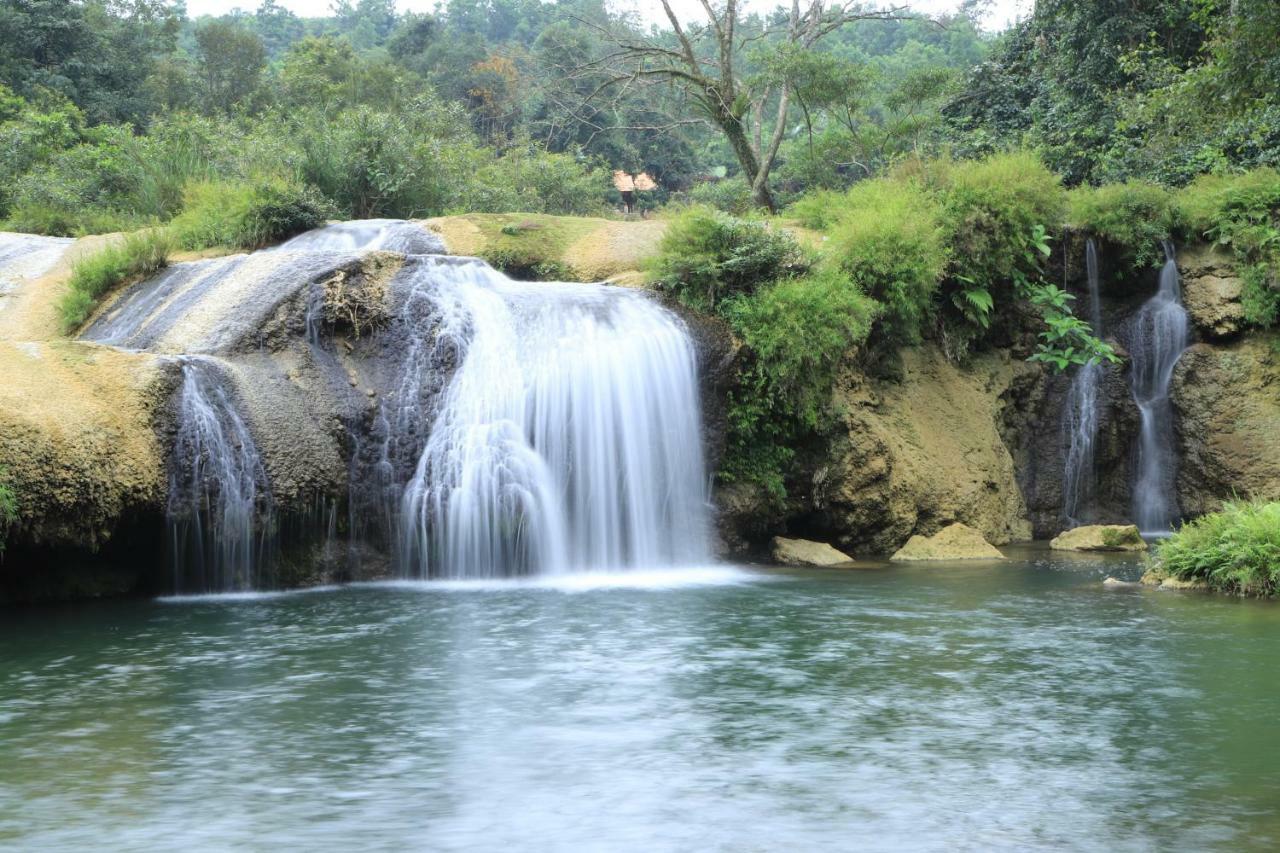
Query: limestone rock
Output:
[[1103, 576, 1141, 588], [889, 523, 1006, 561], [1172, 340, 1280, 517], [1179, 247, 1246, 340], [770, 536, 852, 566], [1050, 524, 1147, 552], [1160, 575, 1211, 591], [814, 347, 1034, 555]]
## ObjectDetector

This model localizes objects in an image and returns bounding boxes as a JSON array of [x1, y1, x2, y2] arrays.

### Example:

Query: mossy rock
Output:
[[1050, 524, 1147, 552], [890, 523, 1006, 561]]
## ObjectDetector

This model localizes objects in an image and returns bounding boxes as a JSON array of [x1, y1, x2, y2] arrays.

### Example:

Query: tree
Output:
[[577, 1, 908, 211], [195, 20, 267, 115]]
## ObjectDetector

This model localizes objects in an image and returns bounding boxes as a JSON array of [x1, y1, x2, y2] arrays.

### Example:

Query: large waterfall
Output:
[[80, 220, 711, 589], [390, 259, 711, 578], [1061, 238, 1105, 526], [1128, 242, 1189, 534]]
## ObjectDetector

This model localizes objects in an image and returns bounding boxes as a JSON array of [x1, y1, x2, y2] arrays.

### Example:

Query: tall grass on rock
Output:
[[1068, 181, 1178, 268], [824, 179, 949, 348], [170, 179, 332, 251], [58, 230, 174, 333], [1157, 500, 1280, 597], [647, 206, 808, 311]]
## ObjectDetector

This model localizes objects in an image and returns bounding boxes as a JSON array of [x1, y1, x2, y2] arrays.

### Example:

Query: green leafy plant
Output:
[[1157, 500, 1280, 597], [720, 266, 879, 503], [1068, 180, 1178, 268], [647, 206, 808, 311], [170, 178, 332, 251]]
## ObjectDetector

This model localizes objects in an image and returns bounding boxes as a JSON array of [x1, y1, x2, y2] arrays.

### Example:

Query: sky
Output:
[[181, 0, 1033, 33]]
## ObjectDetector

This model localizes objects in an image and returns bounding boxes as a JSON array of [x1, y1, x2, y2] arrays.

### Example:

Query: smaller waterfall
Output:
[[1062, 238, 1105, 525], [167, 358, 273, 591], [1129, 241, 1189, 534]]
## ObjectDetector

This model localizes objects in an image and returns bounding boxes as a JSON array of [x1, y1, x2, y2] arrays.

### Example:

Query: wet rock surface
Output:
[[1050, 524, 1148, 552], [890, 523, 1006, 561]]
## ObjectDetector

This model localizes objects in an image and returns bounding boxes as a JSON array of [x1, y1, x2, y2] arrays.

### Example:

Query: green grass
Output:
[[170, 179, 331, 252], [57, 229, 175, 333], [463, 214, 600, 280], [1, 202, 150, 238], [1068, 180, 1178, 269], [1157, 500, 1280, 597]]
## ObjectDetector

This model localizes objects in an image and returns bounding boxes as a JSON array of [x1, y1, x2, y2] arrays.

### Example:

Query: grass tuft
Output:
[[57, 230, 175, 333]]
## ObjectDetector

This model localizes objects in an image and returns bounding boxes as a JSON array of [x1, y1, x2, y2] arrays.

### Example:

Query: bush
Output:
[[1178, 168, 1280, 328], [647, 206, 808, 311], [1, 202, 147, 237], [824, 178, 949, 347], [1157, 500, 1280, 597], [686, 177, 755, 215], [720, 266, 879, 502], [170, 179, 332, 251], [58, 229, 175, 332], [786, 189, 847, 230], [1068, 181, 1179, 268]]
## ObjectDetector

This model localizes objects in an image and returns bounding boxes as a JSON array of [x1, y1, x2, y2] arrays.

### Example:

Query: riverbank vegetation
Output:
[[59, 230, 174, 332], [0, 468, 15, 553], [1156, 500, 1280, 597]]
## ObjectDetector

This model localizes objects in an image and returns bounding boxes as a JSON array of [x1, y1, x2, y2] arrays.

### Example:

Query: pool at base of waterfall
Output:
[[3, 548, 1279, 851]]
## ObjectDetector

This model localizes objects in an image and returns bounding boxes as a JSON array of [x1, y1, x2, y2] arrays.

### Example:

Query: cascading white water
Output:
[[393, 258, 712, 578], [1128, 241, 1189, 534], [167, 357, 273, 591], [1061, 238, 1105, 525]]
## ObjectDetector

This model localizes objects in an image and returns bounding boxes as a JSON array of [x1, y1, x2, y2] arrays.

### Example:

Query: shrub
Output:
[[170, 179, 332, 251], [824, 178, 949, 347], [1, 202, 147, 237], [1178, 168, 1280, 328], [686, 177, 755, 215], [720, 266, 879, 502], [647, 206, 808, 311], [58, 229, 175, 333], [1068, 180, 1179, 268], [1157, 500, 1280, 597], [786, 189, 846, 230]]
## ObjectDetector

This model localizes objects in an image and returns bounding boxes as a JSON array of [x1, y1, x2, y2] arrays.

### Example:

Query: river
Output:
[[3, 550, 1278, 851]]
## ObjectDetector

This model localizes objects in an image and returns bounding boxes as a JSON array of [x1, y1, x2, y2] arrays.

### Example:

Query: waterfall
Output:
[[1061, 238, 1105, 526], [1128, 241, 1189, 534], [82, 218, 712, 588], [390, 258, 712, 578], [167, 357, 273, 592]]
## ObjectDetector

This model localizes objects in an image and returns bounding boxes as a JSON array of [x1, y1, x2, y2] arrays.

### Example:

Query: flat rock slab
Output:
[[1050, 524, 1147, 552], [771, 536, 853, 566], [890, 523, 1005, 561]]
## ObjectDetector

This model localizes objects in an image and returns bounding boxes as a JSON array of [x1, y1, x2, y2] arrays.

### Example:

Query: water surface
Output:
[[3, 551, 1278, 851]]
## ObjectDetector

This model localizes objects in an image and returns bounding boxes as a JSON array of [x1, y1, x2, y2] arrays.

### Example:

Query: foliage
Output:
[[1068, 181, 1178, 268], [720, 267, 879, 502], [57, 229, 174, 332], [170, 179, 332, 251], [647, 207, 808, 312], [686, 179, 756, 216], [823, 178, 949, 347], [1157, 500, 1280, 597], [1178, 168, 1280, 328], [0, 466, 15, 553]]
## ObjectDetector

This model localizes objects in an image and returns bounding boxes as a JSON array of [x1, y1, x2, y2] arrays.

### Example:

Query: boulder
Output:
[[1140, 567, 1210, 591], [770, 536, 852, 566], [1103, 576, 1141, 588], [889, 523, 1005, 561], [1178, 247, 1246, 340], [1050, 524, 1147, 552], [1172, 340, 1280, 517]]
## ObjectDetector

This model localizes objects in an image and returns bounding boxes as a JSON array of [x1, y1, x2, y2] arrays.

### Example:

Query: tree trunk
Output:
[[714, 109, 777, 213]]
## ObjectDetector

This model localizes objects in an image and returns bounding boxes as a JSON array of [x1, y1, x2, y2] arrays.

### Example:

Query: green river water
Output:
[[2, 548, 1278, 851]]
